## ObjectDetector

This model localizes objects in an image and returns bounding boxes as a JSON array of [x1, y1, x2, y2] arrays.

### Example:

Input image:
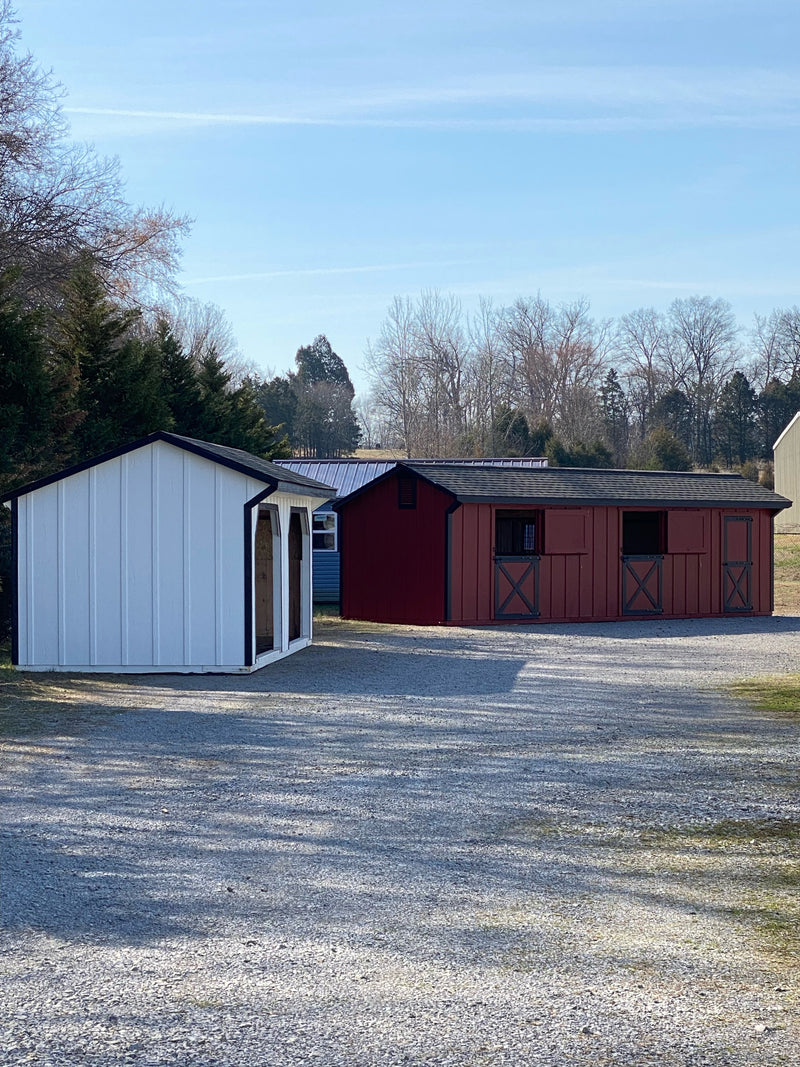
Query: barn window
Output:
[[312, 512, 337, 551], [398, 473, 417, 509], [622, 511, 665, 555], [495, 511, 540, 555]]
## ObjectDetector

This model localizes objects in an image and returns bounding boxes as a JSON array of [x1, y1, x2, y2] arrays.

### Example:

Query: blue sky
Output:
[[14, 0, 800, 394]]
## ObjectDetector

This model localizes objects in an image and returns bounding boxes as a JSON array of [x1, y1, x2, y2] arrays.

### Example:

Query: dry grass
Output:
[[774, 532, 800, 613], [729, 676, 800, 714]]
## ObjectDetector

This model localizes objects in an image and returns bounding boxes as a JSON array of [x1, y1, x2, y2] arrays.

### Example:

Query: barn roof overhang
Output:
[[0, 431, 335, 504], [398, 462, 791, 511], [330, 460, 791, 512]]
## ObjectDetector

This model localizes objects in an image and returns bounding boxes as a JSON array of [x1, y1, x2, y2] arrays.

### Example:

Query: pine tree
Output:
[[599, 368, 629, 466], [0, 279, 52, 486], [155, 318, 202, 435], [713, 371, 756, 466], [56, 263, 170, 460], [290, 335, 360, 457]]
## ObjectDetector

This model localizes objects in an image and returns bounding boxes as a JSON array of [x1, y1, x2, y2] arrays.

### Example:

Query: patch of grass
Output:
[[313, 603, 341, 619], [639, 819, 800, 960], [680, 818, 800, 844], [729, 675, 800, 714], [0, 672, 127, 739], [774, 532, 800, 613]]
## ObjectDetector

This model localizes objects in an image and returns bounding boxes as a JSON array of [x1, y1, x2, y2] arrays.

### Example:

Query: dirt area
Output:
[[1, 616, 799, 1066]]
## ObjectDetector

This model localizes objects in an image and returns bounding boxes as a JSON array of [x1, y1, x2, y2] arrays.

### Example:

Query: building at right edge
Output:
[[334, 464, 790, 626], [774, 411, 800, 532]]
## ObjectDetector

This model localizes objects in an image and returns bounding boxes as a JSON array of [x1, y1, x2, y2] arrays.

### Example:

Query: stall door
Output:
[[621, 511, 664, 615], [494, 511, 539, 619], [622, 556, 663, 615], [289, 512, 303, 640], [723, 516, 752, 612], [254, 512, 274, 654]]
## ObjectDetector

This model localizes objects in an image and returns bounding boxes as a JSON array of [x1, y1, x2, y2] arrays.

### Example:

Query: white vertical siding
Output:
[[94, 460, 123, 665], [14, 440, 322, 671], [60, 471, 91, 666], [126, 447, 154, 665], [187, 455, 217, 665], [28, 484, 60, 665], [774, 412, 800, 531]]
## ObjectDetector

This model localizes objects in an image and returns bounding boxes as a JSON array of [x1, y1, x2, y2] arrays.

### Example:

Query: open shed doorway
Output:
[[289, 511, 303, 641], [255, 508, 279, 655]]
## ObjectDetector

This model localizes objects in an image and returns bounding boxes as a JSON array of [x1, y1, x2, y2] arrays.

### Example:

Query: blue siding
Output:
[[313, 551, 340, 603]]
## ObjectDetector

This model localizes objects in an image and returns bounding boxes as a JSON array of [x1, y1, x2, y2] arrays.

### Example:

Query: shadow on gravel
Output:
[[1, 620, 798, 974]]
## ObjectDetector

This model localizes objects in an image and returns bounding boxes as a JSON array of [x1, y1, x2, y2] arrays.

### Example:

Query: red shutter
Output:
[[544, 509, 588, 554], [667, 511, 708, 554]]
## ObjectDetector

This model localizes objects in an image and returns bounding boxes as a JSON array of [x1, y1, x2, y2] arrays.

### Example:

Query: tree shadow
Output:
[[2, 636, 798, 983]]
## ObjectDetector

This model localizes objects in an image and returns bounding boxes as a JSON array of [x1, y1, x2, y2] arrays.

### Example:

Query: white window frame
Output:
[[312, 510, 338, 552]]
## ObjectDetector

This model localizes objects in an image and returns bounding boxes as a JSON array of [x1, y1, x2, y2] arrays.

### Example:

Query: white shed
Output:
[[774, 411, 800, 532], [1, 432, 333, 673]]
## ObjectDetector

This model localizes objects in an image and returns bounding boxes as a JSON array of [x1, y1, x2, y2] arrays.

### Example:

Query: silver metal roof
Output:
[[275, 457, 547, 498]]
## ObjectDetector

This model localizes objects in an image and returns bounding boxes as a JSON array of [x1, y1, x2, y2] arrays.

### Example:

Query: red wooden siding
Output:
[[448, 503, 775, 624], [339, 470, 452, 624]]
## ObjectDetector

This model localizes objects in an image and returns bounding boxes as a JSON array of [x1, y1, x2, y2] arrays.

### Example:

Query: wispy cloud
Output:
[[184, 260, 477, 285], [66, 67, 800, 135]]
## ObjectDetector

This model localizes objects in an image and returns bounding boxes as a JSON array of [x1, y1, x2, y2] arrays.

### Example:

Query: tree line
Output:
[[0, 3, 299, 635], [0, 1, 293, 500], [362, 291, 800, 479]]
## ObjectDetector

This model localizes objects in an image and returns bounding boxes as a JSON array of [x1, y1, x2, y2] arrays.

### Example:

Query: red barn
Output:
[[334, 464, 790, 625]]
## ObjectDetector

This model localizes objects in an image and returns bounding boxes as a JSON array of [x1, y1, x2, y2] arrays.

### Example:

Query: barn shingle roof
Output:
[[401, 463, 790, 510]]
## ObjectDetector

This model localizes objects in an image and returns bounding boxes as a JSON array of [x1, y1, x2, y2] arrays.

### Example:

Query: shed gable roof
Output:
[[0, 431, 334, 503], [398, 463, 790, 510]]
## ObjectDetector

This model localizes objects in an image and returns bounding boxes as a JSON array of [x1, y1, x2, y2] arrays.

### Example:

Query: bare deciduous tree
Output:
[[613, 307, 670, 438], [0, 2, 189, 308], [666, 296, 740, 464], [365, 296, 425, 455]]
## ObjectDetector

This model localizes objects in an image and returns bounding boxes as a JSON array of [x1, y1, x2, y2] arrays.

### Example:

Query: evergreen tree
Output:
[[228, 375, 291, 458], [155, 318, 202, 435], [288, 335, 360, 456], [633, 426, 692, 471], [651, 388, 692, 449], [545, 437, 614, 468], [491, 405, 533, 455], [56, 264, 171, 460], [758, 377, 800, 458], [0, 280, 52, 487], [713, 371, 756, 466], [599, 368, 629, 466], [255, 376, 298, 440], [294, 334, 354, 389]]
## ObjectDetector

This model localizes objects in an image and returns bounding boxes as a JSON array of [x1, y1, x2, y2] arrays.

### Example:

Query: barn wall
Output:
[[15, 441, 278, 670], [449, 503, 774, 624], [774, 413, 800, 531], [339, 471, 452, 623]]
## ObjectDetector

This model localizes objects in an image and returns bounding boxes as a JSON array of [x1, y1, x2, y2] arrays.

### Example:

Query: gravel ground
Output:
[[2, 615, 800, 1066]]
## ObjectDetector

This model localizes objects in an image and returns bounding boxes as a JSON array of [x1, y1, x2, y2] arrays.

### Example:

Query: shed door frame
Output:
[[289, 507, 311, 643], [493, 509, 541, 620], [254, 504, 281, 656], [244, 488, 279, 668], [723, 515, 753, 612]]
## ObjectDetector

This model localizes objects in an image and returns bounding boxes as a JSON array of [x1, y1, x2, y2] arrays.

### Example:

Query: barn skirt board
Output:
[[335, 465, 790, 626]]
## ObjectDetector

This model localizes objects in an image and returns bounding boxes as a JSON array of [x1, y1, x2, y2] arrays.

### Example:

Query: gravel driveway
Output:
[[2, 616, 799, 1066]]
